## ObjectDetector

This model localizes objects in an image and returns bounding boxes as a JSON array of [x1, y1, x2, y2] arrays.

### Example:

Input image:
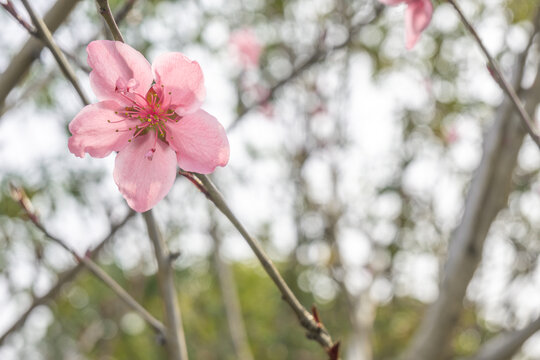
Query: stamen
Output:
[[110, 84, 175, 147], [145, 148, 156, 161], [107, 118, 128, 124]]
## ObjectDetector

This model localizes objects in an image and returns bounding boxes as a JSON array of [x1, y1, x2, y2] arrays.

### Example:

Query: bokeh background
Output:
[[1, 0, 540, 359]]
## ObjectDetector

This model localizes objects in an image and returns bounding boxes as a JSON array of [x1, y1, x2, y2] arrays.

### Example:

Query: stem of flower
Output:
[[191, 173, 338, 357], [96, 0, 125, 42]]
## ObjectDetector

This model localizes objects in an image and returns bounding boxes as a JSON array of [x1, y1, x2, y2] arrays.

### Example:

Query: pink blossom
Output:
[[444, 126, 459, 144], [378, 0, 433, 49], [68, 40, 229, 212], [229, 28, 262, 68]]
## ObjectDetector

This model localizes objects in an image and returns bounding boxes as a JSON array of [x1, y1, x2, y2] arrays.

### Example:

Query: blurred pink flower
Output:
[[378, 0, 433, 49], [229, 28, 262, 68], [68, 40, 229, 212], [444, 126, 459, 144]]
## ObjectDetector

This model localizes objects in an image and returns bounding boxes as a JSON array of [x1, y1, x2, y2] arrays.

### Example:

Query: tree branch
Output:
[[403, 9, 540, 359], [95, 0, 125, 42], [0, 0, 136, 118], [183, 172, 339, 358], [447, 0, 540, 149], [9, 185, 166, 338], [142, 210, 188, 360], [465, 316, 540, 360], [1, 0, 36, 35], [20, 0, 90, 106], [0, 208, 135, 345], [0, 0, 81, 111], [226, 3, 384, 132]]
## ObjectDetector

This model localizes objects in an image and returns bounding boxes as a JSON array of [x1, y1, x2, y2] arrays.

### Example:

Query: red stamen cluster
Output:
[[108, 83, 180, 160]]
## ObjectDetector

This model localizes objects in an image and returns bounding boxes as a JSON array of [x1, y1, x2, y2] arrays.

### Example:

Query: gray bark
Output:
[[466, 316, 540, 360], [403, 56, 540, 360]]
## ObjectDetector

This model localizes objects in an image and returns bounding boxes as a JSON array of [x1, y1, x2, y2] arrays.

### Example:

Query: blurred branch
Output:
[[209, 217, 254, 360], [9, 185, 166, 338], [96, 0, 125, 42], [465, 316, 540, 360], [182, 172, 339, 359], [226, 3, 384, 131], [142, 210, 188, 360], [0, 0, 81, 112], [0, 207, 135, 346], [403, 8, 540, 359], [447, 0, 540, 149], [0, 70, 55, 117], [20, 0, 90, 106]]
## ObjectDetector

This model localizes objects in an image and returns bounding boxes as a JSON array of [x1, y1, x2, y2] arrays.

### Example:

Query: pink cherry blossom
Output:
[[68, 40, 229, 212], [229, 28, 262, 68], [378, 0, 433, 49]]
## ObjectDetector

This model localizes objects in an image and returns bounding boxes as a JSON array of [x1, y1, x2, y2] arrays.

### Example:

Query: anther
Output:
[[145, 148, 156, 161]]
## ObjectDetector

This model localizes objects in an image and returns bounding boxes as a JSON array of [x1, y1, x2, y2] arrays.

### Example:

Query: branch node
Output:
[[179, 170, 209, 197], [326, 341, 340, 360], [311, 305, 322, 327]]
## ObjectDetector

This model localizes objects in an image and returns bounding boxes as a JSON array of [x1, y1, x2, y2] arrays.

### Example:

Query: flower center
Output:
[[110, 80, 180, 160]]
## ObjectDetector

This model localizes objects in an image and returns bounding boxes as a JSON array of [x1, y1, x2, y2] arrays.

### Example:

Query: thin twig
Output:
[[96, 0, 125, 42], [226, 4, 383, 132], [9, 185, 166, 337], [187, 173, 338, 358], [447, 0, 540, 149], [0, 208, 135, 345], [142, 210, 188, 360], [20, 0, 90, 106], [403, 8, 540, 358], [2, 2, 91, 73], [1, 0, 36, 35], [0, 0, 81, 112], [0, 0, 136, 119]]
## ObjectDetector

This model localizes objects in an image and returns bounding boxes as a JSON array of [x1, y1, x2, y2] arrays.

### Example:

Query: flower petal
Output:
[[152, 52, 206, 115], [230, 29, 262, 68], [87, 40, 153, 104], [166, 109, 229, 174], [113, 135, 177, 212], [405, 0, 433, 49], [68, 101, 132, 158]]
